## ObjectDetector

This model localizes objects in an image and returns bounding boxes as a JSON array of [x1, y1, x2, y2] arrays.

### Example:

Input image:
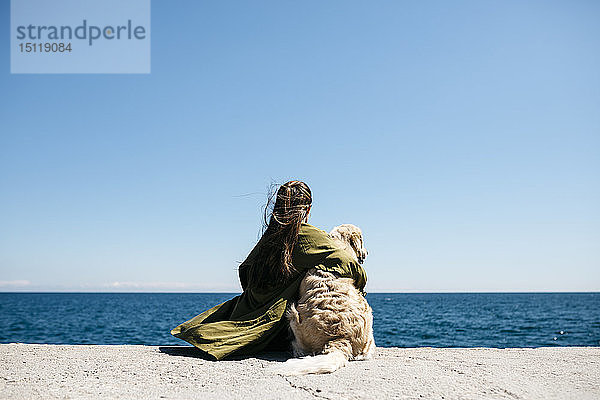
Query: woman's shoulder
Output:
[[299, 223, 330, 241], [300, 222, 324, 232], [297, 223, 341, 254]]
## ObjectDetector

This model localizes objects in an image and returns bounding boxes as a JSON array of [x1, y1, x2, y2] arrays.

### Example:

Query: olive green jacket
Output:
[[170, 223, 367, 360]]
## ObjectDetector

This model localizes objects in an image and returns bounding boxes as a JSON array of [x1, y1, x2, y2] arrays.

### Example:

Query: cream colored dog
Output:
[[281, 224, 375, 375]]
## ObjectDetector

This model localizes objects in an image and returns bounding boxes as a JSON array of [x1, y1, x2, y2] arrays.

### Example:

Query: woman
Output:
[[171, 180, 367, 360]]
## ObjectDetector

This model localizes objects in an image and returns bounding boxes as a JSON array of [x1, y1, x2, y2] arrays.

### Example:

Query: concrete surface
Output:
[[0, 344, 598, 399]]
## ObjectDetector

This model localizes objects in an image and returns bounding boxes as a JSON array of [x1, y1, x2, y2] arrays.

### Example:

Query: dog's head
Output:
[[330, 224, 368, 264]]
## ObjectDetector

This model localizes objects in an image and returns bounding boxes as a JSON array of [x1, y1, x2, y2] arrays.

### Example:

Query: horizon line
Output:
[[1, 290, 598, 294]]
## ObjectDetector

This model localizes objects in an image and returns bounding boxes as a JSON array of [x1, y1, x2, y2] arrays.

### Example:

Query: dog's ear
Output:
[[349, 233, 361, 253], [348, 230, 367, 264], [341, 226, 353, 244]]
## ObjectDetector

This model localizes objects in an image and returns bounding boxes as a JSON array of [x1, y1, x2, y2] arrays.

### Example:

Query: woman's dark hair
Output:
[[247, 180, 312, 288]]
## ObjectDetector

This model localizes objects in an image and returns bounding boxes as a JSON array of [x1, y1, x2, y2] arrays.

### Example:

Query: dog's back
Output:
[[281, 225, 375, 375]]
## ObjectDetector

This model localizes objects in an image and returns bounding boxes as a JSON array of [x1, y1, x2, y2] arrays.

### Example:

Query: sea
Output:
[[0, 292, 598, 348]]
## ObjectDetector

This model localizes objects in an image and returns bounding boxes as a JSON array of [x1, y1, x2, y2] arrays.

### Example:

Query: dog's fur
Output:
[[281, 224, 375, 375]]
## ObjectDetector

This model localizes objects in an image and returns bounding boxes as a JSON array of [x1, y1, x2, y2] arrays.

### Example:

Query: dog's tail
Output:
[[279, 349, 348, 376]]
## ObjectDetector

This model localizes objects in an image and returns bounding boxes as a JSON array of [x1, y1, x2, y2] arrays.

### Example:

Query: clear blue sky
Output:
[[1, 1, 598, 292]]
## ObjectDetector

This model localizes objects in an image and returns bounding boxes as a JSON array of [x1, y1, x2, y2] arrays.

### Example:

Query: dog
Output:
[[280, 224, 375, 375]]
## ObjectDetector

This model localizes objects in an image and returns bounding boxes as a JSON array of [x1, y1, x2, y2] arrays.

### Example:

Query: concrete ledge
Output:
[[1, 344, 598, 399]]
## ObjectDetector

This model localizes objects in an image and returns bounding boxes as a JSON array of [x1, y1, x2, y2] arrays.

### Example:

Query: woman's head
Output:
[[268, 180, 312, 227], [248, 180, 312, 289]]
